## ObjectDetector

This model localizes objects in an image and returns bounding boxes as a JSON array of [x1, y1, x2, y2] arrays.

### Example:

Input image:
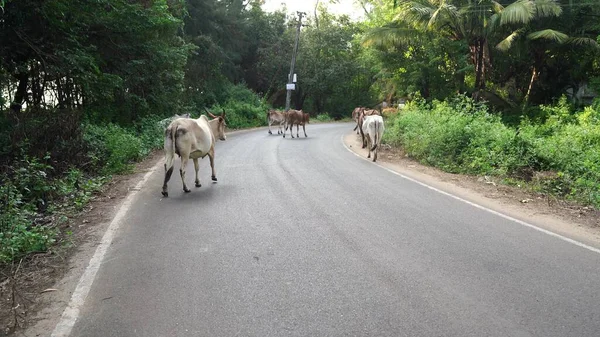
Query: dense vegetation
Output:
[[1, 0, 600, 264]]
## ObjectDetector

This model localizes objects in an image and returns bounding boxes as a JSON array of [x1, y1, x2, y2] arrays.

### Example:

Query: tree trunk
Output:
[[474, 39, 486, 91], [10, 72, 29, 114], [525, 66, 538, 105]]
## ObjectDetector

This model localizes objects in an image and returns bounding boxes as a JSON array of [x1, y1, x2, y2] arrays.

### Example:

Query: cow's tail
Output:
[[371, 120, 379, 151], [172, 125, 180, 156]]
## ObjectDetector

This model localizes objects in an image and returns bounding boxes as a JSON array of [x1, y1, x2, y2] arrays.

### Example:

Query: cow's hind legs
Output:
[[162, 162, 174, 197], [193, 158, 201, 187], [180, 157, 191, 193], [208, 149, 217, 182], [303, 124, 307, 137], [360, 129, 367, 149]]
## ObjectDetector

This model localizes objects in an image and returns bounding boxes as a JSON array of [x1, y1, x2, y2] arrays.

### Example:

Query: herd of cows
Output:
[[160, 106, 385, 197]]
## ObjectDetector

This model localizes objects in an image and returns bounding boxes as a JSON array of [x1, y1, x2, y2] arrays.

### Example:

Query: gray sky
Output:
[[262, 0, 365, 20]]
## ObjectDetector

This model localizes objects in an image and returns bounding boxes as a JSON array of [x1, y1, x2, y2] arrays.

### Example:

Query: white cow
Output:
[[162, 111, 226, 197], [361, 115, 385, 162], [267, 109, 286, 135]]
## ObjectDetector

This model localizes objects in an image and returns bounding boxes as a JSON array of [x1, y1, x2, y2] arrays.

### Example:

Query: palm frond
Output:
[[497, 29, 524, 51], [499, 0, 535, 25], [533, 0, 562, 18], [395, 1, 435, 24], [427, 2, 458, 29], [491, 1, 505, 13], [428, 4, 444, 29], [526, 29, 569, 43], [486, 13, 501, 35], [566, 37, 600, 50], [362, 23, 416, 48]]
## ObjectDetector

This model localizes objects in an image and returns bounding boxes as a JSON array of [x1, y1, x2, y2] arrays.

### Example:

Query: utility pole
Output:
[[285, 11, 306, 111]]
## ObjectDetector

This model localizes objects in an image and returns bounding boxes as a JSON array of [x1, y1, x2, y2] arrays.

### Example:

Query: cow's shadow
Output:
[[163, 182, 217, 203]]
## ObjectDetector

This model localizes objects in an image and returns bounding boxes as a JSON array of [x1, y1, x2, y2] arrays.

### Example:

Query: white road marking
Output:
[[51, 127, 256, 336], [51, 162, 161, 337], [341, 134, 600, 255]]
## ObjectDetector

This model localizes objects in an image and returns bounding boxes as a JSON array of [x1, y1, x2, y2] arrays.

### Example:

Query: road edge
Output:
[[341, 132, 600, 255]]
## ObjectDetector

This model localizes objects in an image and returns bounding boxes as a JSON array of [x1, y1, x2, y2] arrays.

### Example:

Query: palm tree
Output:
[[495, 1, 600, 105], [364, 0, 564, 94]]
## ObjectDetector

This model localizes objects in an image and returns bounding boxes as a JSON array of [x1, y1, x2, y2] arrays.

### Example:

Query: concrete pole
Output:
[[285, 11, 305, 111]]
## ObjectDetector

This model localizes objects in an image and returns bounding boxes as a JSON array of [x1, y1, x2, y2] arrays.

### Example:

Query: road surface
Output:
[[67, 123, 600, 337]]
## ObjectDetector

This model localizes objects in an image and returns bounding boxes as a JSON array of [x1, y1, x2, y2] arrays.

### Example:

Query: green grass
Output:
[[383, 94, 600, 208]]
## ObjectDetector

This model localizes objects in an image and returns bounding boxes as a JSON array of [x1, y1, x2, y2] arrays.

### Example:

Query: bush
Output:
[[383, 93, 600, 207], [315, 114, 333, 122], [83, 124, 145, 174], [210, 83, 269, 129], [0, 182, 55, 264]]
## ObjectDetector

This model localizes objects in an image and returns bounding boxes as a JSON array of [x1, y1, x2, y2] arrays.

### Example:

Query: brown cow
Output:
[[352, 107, 365, 134], [161, 110, 226, 197], [283, 109, 308, 138]]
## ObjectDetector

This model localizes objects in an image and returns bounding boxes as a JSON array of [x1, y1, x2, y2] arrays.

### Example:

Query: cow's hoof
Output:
[[268, 131, 272, 135], [161, 191, 168, 197], [183, 188, 191, 193], [212, 176, 217, 182], [195, 183, 201, 188]]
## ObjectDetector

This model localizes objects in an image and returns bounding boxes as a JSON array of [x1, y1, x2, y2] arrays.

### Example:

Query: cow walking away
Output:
[[352, 107, 365, 134], [162, 110, 227, 197], [283, 109, 308, 138], [358, 109, 381, 148], [267, 109, 286, 135], [361, 115, 385, 162]]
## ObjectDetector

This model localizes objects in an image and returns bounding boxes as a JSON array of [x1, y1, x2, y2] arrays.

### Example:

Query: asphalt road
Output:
[[69, 123, 600, 337]]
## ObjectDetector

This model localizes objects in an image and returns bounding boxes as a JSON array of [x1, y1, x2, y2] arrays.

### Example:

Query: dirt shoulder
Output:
[[0, 125, 294, 336], [344, 132, 600, 248], [1, 151, 164, 336], [0, 126, 274, 336]]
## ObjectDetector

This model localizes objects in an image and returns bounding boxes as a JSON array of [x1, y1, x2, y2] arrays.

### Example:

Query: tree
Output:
[[364, 0, 564, 95]]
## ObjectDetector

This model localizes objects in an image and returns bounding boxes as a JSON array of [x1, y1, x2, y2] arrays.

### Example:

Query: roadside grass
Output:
[[0, 85, 270, 268], [383, 94, 600, 209]]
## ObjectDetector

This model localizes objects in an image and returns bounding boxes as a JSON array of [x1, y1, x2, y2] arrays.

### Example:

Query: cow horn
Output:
[[204, 108, 217, 118]]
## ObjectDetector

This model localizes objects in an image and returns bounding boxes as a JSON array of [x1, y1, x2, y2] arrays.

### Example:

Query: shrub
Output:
[[315, 114, 333, 122], [383, 93, 600, 207], [83, 124, 144, 174], [210, 83, 269, 129], [0, 181, 56, 264]]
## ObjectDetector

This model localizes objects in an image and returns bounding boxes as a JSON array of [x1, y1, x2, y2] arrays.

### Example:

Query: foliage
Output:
[[83, 124, 145, 175], [0, 156, 104, 264], [210, 83, 270, 129], [384, 93, 600, 207], [315, 114, 333, 122], [361, 0, 600, 107], [296, 8, 377, 117]]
